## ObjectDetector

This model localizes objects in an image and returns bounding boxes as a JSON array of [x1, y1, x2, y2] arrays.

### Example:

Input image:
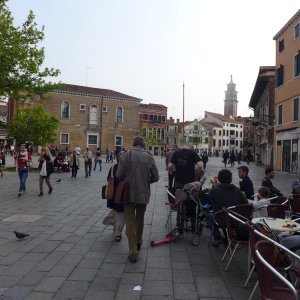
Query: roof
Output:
[[202, 121, 222, 128], [55, 84, 142, 102], [205, 111, 243, 124], [273, 9, 300, 40], [249, 66, 275, 108]]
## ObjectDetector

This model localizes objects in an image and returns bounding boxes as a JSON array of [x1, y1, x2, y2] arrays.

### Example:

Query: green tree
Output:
[[140, 125, 161, 148], [8, 105, 59, 146], [0, 0, 60, 102]]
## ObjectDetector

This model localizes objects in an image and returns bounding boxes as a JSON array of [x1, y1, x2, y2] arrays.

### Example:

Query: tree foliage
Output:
[[0, 0, 60, 101], [8, 105, 59, 146], [140, 125, 162, 148]]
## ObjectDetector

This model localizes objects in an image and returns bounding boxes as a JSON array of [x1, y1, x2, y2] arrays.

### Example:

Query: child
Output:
[[252, 186, 271, 218]]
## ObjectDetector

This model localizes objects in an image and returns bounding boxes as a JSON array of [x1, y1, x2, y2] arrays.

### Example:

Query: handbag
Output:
[[115, 151, 132, 204], [104, 166, 115, 200], [46, 161, 54, 175], [101, 185, 107, 199]]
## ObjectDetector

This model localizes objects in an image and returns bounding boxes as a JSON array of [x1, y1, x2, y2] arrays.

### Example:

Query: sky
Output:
[[7, 0, 300, 121]]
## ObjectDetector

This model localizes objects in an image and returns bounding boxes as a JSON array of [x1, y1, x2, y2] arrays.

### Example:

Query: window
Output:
[[295, 23, 300, 39], [276, 64, 284, 87], [294, 51, 300, 77], [218, 140, 221, 147], [219, 130, 221, 135], [88, 134, 98, 145], [115, 136, 123, 146], [278, 105, 283, 125], [293, 98, 299, 121], [61, 101, 70, 118], [213, 139, 216, 147], [116, 107, 123, 123], [80, 104, 86, 110], [162, 116, 166, 122], [102, 106, 107, 112], [89, 105, 97, 125], [240, 131, 243, 138], [60, 133, 69, 144], [213, 130, 216, 135], [279, 39, 284, 52]]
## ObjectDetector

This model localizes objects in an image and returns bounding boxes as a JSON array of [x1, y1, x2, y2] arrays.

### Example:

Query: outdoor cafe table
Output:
[[251, 217, 300, 233]]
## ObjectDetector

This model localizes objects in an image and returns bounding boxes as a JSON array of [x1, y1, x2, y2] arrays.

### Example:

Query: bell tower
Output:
[[224, 75, 238, 118]]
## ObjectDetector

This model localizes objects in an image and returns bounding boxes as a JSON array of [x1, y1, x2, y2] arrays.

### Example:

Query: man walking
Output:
[[83, 147, 93, 177], [116, 137, 159, 263]]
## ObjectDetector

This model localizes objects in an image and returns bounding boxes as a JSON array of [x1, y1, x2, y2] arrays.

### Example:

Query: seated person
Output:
[[261, 166, 283, 198], [54, 155, 64, 172], [207, 169, 248, 246], [252, 186, 271, 219]]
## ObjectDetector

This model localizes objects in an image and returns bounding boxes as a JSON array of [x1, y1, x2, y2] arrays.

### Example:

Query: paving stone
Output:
[[21, 252, 48, 262], [0, 275, 21, 288], [18, 271, 47, 286], [32, 241, 61, 253], [173, 269, 194, 283], [83, 290, 115, 300], [77, 258, 103, 269], [35, 251, 65, 272], [142, 280, 173, 296], [34, 276, 65, 292], [104, 254, 128, 264], [146, 256, 171, 269], [115, 284, 142, 300], [53, 280, 90, 299], [96, 263, 125, 278], [58, 254, 82, 266], [120, 273, 144, 285], [144, 268, 172, 281], [4, 285, 34, 300], [1, 261, 36, 276], [88, 277, 119, 291], [68, 267, 97, 281], [174, 282, 198, 299], [195, 276, 231, 298], [24, 291, 55, 300], [48, 264, 75, 278]]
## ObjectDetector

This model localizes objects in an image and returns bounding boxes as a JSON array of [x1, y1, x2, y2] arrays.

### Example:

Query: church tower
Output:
[[224, 75, 238, 118]]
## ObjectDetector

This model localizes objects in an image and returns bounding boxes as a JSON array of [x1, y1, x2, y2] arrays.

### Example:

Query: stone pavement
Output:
[[0, 155, 297, 300]]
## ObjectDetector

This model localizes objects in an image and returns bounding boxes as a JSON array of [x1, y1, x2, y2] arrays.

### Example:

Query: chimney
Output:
[[177, 118, 180, 123]]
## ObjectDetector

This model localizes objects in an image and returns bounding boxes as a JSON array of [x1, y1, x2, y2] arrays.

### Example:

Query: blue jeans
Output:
[[206, 212, 222, 239], [18, 168, 28, 192], [93, 159, 102, 171]]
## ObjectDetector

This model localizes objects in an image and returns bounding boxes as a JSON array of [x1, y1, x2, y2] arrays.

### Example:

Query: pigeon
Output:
[[14, 231, 30, 240], [56, 179, 61, 183]]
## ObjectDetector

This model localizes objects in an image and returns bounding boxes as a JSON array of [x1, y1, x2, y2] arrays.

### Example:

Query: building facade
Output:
[[40, 84, 142, 153], [165, 117, 182, 147], [248, 66, 275, 166], [273, 9, 300, 173], [139, 103, 167, 155], [204, 111, 243, 154]]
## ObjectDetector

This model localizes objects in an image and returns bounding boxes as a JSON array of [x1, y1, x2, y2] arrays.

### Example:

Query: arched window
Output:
[[116, 107, 123, 123], [89, 105, 98, 124], [61, 101, 70, 119]]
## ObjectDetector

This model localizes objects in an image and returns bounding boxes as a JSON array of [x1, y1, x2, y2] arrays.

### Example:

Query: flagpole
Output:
[[183, 81, 185, 142]]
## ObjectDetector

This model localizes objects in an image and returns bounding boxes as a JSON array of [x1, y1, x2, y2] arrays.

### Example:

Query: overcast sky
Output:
[[8, 0, 300, 121]]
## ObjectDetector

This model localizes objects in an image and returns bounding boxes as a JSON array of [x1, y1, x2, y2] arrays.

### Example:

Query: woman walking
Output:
[[69, 150, 80, 178], [38, 147, 54, 196]]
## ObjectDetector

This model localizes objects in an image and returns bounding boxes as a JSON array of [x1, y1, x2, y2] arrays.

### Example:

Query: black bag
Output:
[[46, 162, 54, 175]]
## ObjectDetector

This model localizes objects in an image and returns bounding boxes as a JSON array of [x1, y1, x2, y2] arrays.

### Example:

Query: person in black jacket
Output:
[[237, 165, 254, 200], [208, 169, 248, 246], [38, 147, 54, 197], [261, 166, 283, 198]]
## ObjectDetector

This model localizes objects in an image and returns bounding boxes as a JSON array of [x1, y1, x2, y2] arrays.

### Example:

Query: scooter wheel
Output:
[[150, 241, 156, 247]]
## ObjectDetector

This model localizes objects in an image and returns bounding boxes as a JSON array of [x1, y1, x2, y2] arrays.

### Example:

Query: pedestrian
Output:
[[75, 145, 81, 156], [106, 154, 125, 241], [223, 150, 229, 167], [69, 150, 80, 178], [93, 147, 102, 171], [106, 146, 110, 162], [83, 147, 93, 177], [237, 151, 242, 164], [246, 149, 252, 164], [38, 147, 54, 197], [202, 150, 209, 169], [116, 137, 159, 263], [14, 144, 32, 197], [165, 145, 177, 187], [237, 165, 254, 200], [109, 151, 113, 163], [261, 166, 284, 198]]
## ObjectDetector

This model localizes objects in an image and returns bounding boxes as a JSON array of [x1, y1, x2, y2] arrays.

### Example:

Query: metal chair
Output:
[[165, 186, 177, 228], [221, 204, 252, 271], [255, 240, 300, 300], [267, 204, 289, 219], [290, 194, 300, 217]]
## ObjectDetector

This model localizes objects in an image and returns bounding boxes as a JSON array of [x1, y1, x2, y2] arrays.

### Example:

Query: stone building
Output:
[[40, 84, 142, 153], [273, 9, 300, 173], [248, 66, 275, 166], [165, 117, 182, 147]]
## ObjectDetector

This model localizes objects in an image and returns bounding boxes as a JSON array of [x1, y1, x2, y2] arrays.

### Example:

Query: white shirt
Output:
[[75, 147, 81, 155], [252, 198, 271, 219]]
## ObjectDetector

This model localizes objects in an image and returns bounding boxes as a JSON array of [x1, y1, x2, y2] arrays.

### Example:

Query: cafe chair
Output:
[[207, 209, 228, 247], [290, 195, 300, 218], [165, 186, 177, 228], [255, 240, 300, 300], [221, 204, 252, 271], [273, 195, 289, 205], [267, 204, 289, 219]]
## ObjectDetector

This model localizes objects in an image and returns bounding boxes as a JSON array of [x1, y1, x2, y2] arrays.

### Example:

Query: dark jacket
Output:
[[210, 183, 248, 214], [261, 176, 283, 198], [116, 146, 159, 204], [239, 176, 254, 200]]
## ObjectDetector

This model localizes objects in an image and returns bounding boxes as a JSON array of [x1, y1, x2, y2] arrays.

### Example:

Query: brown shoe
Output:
[[128, 254, 138, 263], [212, 238, 223, 247]]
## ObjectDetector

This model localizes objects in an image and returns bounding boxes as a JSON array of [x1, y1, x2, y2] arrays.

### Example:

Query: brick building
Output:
[[273, 9, 300, 173], [139, 103, 167, 155], [165, 117, 182, 147]]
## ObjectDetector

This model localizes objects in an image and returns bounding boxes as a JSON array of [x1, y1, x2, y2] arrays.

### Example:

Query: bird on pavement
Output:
[[13, 231, 30, 240], [56, 179, 61, 182]]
